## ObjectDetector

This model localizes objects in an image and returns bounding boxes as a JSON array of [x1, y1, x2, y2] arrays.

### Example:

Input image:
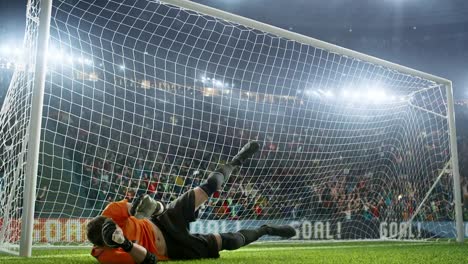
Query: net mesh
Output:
[[0, 0, 458, 251]]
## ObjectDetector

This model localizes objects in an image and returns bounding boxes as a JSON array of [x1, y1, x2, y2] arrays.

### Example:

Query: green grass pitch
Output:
[[1, 242, 467, 264]]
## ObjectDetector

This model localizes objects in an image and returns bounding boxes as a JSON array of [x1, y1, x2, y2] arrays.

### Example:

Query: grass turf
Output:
[[1, 242, 467, 264]]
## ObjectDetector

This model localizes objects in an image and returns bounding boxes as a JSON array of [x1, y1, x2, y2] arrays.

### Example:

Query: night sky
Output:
[[0, 0, 467, 98]]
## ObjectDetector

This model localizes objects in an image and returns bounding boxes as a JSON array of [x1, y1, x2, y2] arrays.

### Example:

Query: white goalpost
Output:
[[0, 0, 464, 257], [19, 0, 53, 257]]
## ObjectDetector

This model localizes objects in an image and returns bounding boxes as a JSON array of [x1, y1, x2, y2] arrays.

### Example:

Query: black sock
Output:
[[238, 227, 267, 245], [215, 164, 234, 178], [220, 232, 245, 250], [199, 165, 235, 197], [229, 159, 242, 166], [220, 227, 267, 250], [199, 172, 222, 197]]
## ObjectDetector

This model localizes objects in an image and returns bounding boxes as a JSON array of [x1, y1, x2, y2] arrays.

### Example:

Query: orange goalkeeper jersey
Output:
[[91, 199, 169, 263]]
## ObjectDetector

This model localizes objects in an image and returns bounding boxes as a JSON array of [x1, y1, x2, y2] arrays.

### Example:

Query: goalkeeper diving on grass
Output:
[[86, 141, 296, 264]]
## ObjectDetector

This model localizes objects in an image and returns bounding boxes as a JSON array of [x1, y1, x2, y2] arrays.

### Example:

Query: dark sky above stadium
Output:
[[0, 0, 467, 98]]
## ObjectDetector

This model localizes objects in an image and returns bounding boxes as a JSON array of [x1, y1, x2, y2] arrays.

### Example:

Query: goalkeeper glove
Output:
[[102, 218, 133, 252], [131, 194, 166, 219]]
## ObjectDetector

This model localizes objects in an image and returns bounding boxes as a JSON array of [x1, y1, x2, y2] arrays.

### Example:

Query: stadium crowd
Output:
[[0, 7, 466, 226], [34, 74, 464, 223], [0, 62, 468, 224]]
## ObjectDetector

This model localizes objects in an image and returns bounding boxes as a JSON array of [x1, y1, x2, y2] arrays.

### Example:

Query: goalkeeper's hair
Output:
[[87, 216, 108, 246]]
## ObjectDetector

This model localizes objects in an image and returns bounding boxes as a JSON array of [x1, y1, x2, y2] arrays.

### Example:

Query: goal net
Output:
[[0, 0, 463, 254]]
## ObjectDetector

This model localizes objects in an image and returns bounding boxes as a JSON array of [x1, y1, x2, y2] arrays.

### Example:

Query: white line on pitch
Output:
[[0, 253, 90, 260], [226, 242, 438, 253], [0, 243, 438, 260]]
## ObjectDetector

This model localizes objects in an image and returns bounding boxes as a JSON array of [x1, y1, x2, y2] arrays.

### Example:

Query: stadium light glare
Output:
[[350, 91, 361, 100], [0, 45, 12, 55], [13, 48, 23, 56], [324, 90, 334, 97], [48, 50, 64, 62], [365, 89, 386, 102], [365, 90, 374, 100], [373, 90, 387, 102], [317, 89, 333, 98], [303, 89, 314, 96]]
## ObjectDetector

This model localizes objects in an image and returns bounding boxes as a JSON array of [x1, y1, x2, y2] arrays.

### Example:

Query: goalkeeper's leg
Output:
[[196, 141, 261, 209], [217, 224, 296, 251], [132, 141, 261, 218]]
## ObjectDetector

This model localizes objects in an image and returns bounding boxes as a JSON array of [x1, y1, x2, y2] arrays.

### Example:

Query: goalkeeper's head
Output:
[[86, 215, 108, 246]]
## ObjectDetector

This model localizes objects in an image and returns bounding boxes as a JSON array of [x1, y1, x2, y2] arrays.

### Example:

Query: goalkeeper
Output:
[[87, 141, 296, 264]]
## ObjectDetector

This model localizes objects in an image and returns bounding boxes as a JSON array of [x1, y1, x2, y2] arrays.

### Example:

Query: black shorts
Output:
[[151, 190, 220, 260]]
